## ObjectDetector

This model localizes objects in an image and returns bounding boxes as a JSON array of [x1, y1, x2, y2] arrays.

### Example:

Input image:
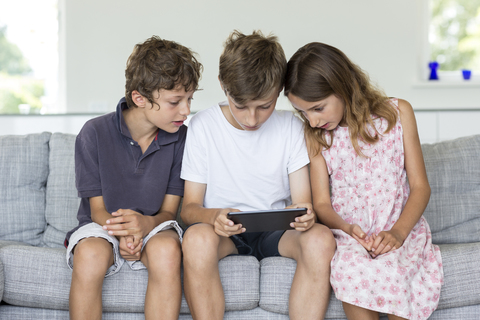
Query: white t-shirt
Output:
[[181, 102, 309, 211]]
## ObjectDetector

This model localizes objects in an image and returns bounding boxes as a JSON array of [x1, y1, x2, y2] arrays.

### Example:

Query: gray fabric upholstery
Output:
[[0, 132, 50, 246], [0, 258, 3, 301], [43, 133, 79, 248], [422, 134, 480, 244], [0, 306, 291, 320], [0, 245, 259, 313], [436, 243, 480, 309]]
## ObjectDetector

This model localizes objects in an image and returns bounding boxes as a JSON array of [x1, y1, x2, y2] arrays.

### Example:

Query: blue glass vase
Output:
[[429, 62, 439, 80]]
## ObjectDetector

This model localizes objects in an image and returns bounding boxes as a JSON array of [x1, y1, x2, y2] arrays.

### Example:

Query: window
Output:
[[0, 0, 58, 114], [429, 0, 480, 80]]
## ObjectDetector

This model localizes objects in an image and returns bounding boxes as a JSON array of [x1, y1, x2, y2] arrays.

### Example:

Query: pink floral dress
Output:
[[323, 99, 443, 319]]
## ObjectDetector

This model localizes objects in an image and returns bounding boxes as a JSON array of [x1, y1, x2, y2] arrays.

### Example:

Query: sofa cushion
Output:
[[421, 134, 480, 244], [0, 132, 50, 246], [259, 257, 346, 318], [43, 133, 80, 247], [0, 258, 4, 301], [0, 246, 260, 313], [436, 243, 480, 310]]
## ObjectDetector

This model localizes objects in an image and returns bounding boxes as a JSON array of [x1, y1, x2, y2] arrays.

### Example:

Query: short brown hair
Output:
[[219, 30, 286, 104], [125, 36, 203, 108]]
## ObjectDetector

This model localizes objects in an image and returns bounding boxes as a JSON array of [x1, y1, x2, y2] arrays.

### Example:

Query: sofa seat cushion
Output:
[[0, 132, 51, 246], [436, 243, 480, 310], [0, 246, 260, 313], [43, 133, 80, 248], [259, 257, 346, 318], [422, 134, 480, 244]]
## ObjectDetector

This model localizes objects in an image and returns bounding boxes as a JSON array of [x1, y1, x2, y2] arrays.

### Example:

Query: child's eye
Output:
[[170, 101, 180, 105], [260, 105, 271, 110], [235, 104, 246, 110], [315, 107, 324, 112]]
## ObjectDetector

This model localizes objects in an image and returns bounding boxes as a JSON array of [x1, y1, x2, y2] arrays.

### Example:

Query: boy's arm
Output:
[[180, 180, 244, 237], [89, 196, 141, 260], [286, 165, 316, 231], [103, 194, 181, 238]]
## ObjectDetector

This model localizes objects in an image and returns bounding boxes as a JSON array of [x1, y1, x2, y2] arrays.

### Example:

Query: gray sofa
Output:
[[0, 132, 479, 319]]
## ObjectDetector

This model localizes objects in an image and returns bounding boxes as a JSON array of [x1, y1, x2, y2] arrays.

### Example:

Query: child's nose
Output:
[[180, 101, 191, 116]]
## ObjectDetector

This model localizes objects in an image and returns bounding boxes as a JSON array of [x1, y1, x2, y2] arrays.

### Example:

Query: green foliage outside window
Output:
[[430, 0, 480, 71], [0, 26, 44, 114]]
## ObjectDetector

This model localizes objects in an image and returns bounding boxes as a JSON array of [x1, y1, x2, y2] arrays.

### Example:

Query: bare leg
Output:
[[182, 224, 237, 320], [279, 224, 336, 320], [387, 314, 408, 320], [141, 229, 182, 320], [343, 302, 380, 320], [69, 237, 113, 320]]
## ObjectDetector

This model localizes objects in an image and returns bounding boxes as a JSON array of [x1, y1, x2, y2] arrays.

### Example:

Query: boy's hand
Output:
[[214, 208, 245, 237], [369, 230, 404, 258], [103, 209, 153, 246], [118, 235, 143, 261], [287, 203, 316, 232], [346, 224, 374, 252]]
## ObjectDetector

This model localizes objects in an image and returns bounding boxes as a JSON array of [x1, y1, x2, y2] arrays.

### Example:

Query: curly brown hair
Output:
[[219, 30, 286, 104], [284, 42, 397, 157], [125, 36, 203, 109]]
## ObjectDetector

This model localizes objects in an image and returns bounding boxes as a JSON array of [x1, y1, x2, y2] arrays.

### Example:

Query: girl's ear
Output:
[[131, 90, 147, 108]]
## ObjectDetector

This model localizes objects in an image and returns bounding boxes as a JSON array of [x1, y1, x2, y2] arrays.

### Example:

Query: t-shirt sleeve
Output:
[[287, 114, 310, 174], [165, 126, 187, 196], [75, 123, 103, 198], [181, 113, 208, 184]]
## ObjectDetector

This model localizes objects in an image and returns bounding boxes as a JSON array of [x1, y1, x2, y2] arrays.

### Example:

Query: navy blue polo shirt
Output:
[[65, 97, 187, 243]]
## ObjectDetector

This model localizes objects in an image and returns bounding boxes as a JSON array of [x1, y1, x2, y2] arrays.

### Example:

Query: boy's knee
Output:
[[302, 225, 336, 258], [72, 237, 113, 273], [182, 224, 219, 258], [145, 233, 181, 262]]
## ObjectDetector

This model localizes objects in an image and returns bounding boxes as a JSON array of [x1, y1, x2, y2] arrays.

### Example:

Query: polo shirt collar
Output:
[[115, 97, 179, 146]]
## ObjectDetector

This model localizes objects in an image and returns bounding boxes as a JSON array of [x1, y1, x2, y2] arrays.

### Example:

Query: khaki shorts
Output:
[[66, 220, 183, 277]]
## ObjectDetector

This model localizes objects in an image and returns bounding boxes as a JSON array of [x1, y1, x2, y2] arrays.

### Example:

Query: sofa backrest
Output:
[[1, 132, 479, 247], [0, 132, 51, 246], [422, 134, 480, 244], [43, 133, 80, 248]]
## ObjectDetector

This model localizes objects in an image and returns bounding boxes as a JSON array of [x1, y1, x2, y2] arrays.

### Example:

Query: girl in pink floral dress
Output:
[[284, 42, 443, 320]]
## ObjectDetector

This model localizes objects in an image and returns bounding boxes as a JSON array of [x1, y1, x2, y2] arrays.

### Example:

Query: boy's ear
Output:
[[131, 90, 147, 108]]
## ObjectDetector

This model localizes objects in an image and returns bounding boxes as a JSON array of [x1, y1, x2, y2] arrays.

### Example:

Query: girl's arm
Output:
[[287, 165, 315, 231], [371, 99, 431, 257], [180, 180, 244, 237], [309, 144, 373, 250]]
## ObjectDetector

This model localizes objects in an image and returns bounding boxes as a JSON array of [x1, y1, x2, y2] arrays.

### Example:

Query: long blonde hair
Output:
[[284, 42, 397, 157]]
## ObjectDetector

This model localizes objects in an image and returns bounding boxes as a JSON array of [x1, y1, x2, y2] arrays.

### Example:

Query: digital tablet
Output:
[[227, 208, 307, 233]]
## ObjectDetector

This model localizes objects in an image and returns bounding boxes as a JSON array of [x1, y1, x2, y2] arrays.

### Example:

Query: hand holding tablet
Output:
[[227, 208, 308, 233]]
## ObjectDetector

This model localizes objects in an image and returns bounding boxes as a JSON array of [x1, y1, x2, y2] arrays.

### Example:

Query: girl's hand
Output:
[[370, 230, 404, 258], [213, 208, 245, 237], [346, 224, 374, 252], [287, 203, 316, 232]]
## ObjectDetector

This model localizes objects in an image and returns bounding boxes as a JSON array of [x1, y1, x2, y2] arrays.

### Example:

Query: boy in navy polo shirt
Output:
[[65, 36, 202, 320]]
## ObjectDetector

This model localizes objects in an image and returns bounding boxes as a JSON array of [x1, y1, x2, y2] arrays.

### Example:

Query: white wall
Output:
[[62, 0, 480, 114], [2, 0, 480, 141]]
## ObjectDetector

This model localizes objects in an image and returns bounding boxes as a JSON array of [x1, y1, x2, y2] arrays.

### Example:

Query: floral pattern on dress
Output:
[[323, 99, 443, 320]]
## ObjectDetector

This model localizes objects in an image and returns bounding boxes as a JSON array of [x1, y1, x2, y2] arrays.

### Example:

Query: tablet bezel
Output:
[[226, 208, 307, 233]]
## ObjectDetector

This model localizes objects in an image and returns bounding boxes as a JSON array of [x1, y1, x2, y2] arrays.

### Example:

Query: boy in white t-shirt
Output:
[[180, 30, 336, 319]]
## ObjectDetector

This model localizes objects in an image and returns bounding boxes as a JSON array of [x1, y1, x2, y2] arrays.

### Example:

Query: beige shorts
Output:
[[66, 220, 183, 277]]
